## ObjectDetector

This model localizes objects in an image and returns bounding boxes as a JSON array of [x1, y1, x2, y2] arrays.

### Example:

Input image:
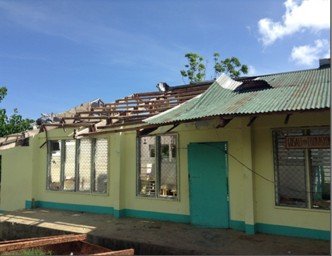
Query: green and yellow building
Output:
[[0, 64, 330, 240]]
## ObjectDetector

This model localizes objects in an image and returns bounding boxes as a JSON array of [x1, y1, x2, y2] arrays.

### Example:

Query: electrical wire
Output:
[[178, 142, 328, 196]]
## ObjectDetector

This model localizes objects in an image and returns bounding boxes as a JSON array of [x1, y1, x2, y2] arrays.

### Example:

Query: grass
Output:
[[1, 248, 52, 255]]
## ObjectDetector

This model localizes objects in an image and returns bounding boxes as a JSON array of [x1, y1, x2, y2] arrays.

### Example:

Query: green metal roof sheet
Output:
[[146, 67, 330, 124]]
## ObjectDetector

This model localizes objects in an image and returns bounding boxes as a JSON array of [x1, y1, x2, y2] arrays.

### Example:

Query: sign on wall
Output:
[[285, 135, 330, 149]]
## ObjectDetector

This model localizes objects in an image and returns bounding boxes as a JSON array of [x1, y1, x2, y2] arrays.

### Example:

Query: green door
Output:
[[188, 142, 229, 227]]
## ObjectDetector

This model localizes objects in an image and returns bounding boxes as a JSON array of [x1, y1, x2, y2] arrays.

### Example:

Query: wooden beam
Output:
[[137, 126, 159, 136], [247, 116, 257, 127], [284, 113, 291, 124], [42, 122, 97, 127], [62, 116, 110, 120], [216, 117, 233, 128], [98, 120, 144, 129], [80, 123, 172, 137], [164, 123, 179, 133]]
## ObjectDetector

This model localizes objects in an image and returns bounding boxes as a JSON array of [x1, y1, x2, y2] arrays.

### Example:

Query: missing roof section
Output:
[[234, 79, 272, 93]]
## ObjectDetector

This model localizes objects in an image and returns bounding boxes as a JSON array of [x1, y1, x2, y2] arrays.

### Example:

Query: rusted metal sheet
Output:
[[0, 234, 134, 255], [285, 135, 330, 149], [0, 234, 87, 252]]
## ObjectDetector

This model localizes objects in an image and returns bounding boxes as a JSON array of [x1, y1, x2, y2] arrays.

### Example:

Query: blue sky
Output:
[[0, 0, 330, 119]]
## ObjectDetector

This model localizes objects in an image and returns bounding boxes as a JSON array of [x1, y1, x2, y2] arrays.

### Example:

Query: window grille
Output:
[[274, 127, 330, 210], [93, 139, 108, 193], [48, 140, 61, 191], [139, 136, 156, 197], [63, 140, 76, 191], [160, 135, 177, 198], [78, 139, 92, 191], [274, 129, 306, 207], [47, 138, 108, 194], [137, 135, 177, 199], [309, 127, 331, 209]]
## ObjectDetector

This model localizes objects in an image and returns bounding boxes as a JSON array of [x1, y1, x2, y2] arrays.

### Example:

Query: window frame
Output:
[[46, 137, 109, 195], [273, 126, 330, 210], [136, 133, 179, 200]]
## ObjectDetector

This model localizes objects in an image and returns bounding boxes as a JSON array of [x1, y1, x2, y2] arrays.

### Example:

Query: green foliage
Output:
[[0, 86, 34, 137], [0, 87, 7, 102], [213, 52, 248, 78], [180, 53, 206, 84], [180, 52, 249, 83]]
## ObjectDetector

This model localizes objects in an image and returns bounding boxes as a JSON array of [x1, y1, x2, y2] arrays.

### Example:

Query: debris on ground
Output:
[[0, 234, 134, 255]]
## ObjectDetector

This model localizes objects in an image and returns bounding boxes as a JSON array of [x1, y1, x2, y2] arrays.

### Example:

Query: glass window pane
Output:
[[48, 140, 61, 191], [94, 139, 108, 193], [138, 136, 156, 197], [159, 135, 177, 198], [274, 130, 306, 207], [78, 139, 91, 191], [63, 140, 76, 191]]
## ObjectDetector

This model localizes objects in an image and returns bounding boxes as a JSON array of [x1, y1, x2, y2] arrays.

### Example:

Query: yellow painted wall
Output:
[[120, 118, 248, 222], [30, 128, 114, 208], [252, 111, 330, 231], [0, 110, 329, 233], [0, 144, 33, 210]]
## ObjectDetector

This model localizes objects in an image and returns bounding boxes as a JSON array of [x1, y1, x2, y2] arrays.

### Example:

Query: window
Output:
[[47, 138, 108, 193], [78, 139, 92, 192], [137, 135, 177, 199], [93, 139, 108, 193], [63, 140, 76, 191], [273, 127, 330, 210], [48, 141, 61, 191]]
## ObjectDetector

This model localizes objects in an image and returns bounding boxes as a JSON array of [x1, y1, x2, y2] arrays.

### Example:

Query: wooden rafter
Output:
[[36, 82, 211, 135]]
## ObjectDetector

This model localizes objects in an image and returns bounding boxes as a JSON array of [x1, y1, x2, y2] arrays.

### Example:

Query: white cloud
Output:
[[290, 39, 330, 66], [258, 0, 330, 46]]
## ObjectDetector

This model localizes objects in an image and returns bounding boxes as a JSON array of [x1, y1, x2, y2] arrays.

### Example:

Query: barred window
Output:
[[63, 140, 76, 191], [78, 139, 92, 192], [48, 140, 61, 191], [93, 139, 108, 193], [274, 127, 330, 210], [47, 138, 109, 194], [137, 135, 177, 199]]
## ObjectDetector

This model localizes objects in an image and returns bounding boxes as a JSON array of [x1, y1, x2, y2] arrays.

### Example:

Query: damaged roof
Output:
[[42, 81, 210, 133], [0, 81, 211, 148], [146, 67, 330, 124]]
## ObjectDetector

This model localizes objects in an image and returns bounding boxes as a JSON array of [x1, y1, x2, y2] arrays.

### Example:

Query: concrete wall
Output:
[[0, 110, 330, 239], [32, 129, 114, 209], [252, 112, 330, 232], [0, 144, 33, 210]]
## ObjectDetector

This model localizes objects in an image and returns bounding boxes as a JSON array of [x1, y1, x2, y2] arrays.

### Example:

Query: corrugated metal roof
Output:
[[146, 67, 330, 124]]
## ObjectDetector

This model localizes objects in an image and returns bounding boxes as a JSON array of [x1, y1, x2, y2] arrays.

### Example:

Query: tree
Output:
[[180, 52, 249, 83], [0, 86, 34, 137], [180, 53, 206, 84], [213, 52, 248, 78]]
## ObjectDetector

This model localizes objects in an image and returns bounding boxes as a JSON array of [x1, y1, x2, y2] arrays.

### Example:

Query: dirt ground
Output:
[[0, 209, 330, 255]]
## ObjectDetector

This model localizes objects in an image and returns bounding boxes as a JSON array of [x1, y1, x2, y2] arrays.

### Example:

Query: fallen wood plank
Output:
[[0, 234, 74, 245], [93, 248, 135, 255], [0, 234, 86, 252]]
